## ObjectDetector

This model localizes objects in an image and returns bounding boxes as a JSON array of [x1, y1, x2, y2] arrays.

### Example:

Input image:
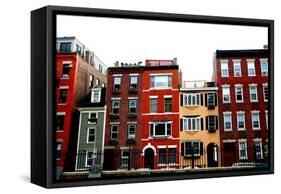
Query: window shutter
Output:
[[200, 142, 203, 155], [180, 118, 183, 131], [215, 93, 218, 106], [200, 94, 204, 106], [181, 142, 184, 156], [180, 94, 183, 106], [205, 93, 208, 107], [206, 116, 209, 130], [215, 116, 218, 130], [201, 118, 204, 130]]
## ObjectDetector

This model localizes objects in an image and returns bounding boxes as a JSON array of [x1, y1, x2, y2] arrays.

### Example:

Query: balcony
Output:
[[110, 113, 120, 119]]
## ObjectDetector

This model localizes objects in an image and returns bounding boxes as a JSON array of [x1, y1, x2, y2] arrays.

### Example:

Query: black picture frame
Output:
[[31, 5, 274, 188]]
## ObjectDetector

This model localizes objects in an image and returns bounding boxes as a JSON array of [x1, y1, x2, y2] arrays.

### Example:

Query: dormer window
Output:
[[91, 87, 101, 103]]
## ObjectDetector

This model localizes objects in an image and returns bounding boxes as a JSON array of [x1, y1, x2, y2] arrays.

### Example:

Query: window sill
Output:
[[253, 128, 261, 131], [149, 87, 172, 90], [58, 103, 67, 105], [250, 100, 258, 103], [61, 77, 70, 80], [224, 129, 232, 132], [237, 128, 246, 131], [56, 130, 64, 133]]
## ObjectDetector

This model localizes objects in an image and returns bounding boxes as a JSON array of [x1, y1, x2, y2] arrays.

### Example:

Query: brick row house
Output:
[[179, 81, 220, 168], [55, 37, 107, 179], [213, 49, 269, 167], [104, 59, 180, 170]]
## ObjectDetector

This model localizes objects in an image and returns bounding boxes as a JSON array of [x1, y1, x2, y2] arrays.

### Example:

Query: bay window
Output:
[[149, 121, 172, 137], [150, 75, 172, 88]]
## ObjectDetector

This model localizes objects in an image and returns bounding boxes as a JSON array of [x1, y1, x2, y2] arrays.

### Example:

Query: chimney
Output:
[[114, 61, 120, 67], [173, 57, 178, 65]]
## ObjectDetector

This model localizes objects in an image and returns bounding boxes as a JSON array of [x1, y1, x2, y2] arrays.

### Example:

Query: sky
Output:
[[57, 15, 267, 81]]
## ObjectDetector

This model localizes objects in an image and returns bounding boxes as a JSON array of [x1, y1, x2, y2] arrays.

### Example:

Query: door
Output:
[[103, 149, 114, 170], [207, 143, 218, 167], [144, 148, 154, 169], [223, 143, 237, 166]]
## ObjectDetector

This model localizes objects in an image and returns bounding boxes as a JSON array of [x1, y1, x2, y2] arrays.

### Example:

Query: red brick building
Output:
[[141, 59, 180, 169], [213, 49, 269, 166], [55, 37, 107, 178], [103, 63, 144, 170]]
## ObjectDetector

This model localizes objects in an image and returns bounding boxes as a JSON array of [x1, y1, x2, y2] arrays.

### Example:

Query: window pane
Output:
[[158, 148, 166, 164], [168, 148, 176, 164], [164, 98, 172, 112], [155, 123, 166, 136]]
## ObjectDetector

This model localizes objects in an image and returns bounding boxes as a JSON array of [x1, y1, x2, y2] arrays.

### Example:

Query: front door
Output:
[[103, 149, 114, 170], [144, 148, 154, 169], [223, 143, 237, 166], [207, 143, 218, 167]]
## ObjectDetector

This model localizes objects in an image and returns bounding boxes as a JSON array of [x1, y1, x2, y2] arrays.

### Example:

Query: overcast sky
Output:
[[57, 15, 267, 81]]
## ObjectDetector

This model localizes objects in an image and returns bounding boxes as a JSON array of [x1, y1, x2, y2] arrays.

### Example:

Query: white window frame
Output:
[[182, 117, 201, 131], [110, 125, 119, 140], [238, 140, 248, 160], [206, 93, 215, 107], [130, 76, 138, 89], [150, 75, 172, 89], [247, 59, 256, 76], [235, 85, 244, 103], [260, 58, 268, 76], [251, 111, 260, 130], [91, 88, 101, 103], [249, 84, 258, 102], [150, 121, 172, 137], [254, 139, 263, 159], [127, 124, 136, 139], [129, 99, 137, 114], [222, 85, 231, 103], [223, 112, 232, 131], [263, 83, 268, 102], [111, 100, 120, 114], [88, 112, 97, 124], [113, 76, 121, 90], [183, 93, 201, 106], [85, 150, 97, 167], [121, 150, 129, 169], [86, 128, 96, 143], [233, 60, 242, 77], [150, 97, 158, 113], [265, 110, 268, 129], [164, 96, 172, 113], [208, 115, 217, 130], [220, 60, 229, 77], [61, 63, 71, 79], [237, 112, 245, 131], [56, 142, 62, 160]]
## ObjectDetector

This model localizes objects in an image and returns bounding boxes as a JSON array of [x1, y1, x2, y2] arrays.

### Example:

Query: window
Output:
[[239, 141, 248, 160], [158, 148, 166, 165], [91, 88, 101, 103], [56, 115, 64, 131], [85, 151, 96, 167], [110, 125, 118, 140], [265, 111, 268, 129], [129, 100, 137, 114], [168, 148, 177, 164], [247, 60, 256, 76], [60, 42, 71, 52], [237, 112, 245, 130], [224, 113, 232, 131], [99, 64, 103, 73], [222, 86, 230, 103], [88, 112, 97, 124], [89, 75, 94, 88], [183, 93, 201, 106], [75, 44, 81, 55], [59, 89, 68, 104], [254, 140, 263, 159], [113, 77, 121, 90], [235, 85, 243, 102], [150, 75, 172, 88], [61, 63, 71, 78], [127, 124, 136, 139], [263, 84, 268, 102], [260, 59, 268, 76], [56, 143, 62, 160], [221, 61, 229, 77], [150, 121, 172, 137], [130, 76, 138, 89], [252, 112, 260, 129], [164, 97, 172, 112], [207, 116, 217, 131], [249, 85, 258, 102], [111, 100, 120, 114], [87, 128, 96, 143], [150, 97, 158, 113], [184, 141, 201, 157], [121, 150, 129, 169], [233, 60, 241, 76], [182, 117, 201, 131], [207, 93, 215, 107]]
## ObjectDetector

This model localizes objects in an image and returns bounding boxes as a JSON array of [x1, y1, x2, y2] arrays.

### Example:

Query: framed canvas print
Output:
[[31, 5, 274, 188]]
